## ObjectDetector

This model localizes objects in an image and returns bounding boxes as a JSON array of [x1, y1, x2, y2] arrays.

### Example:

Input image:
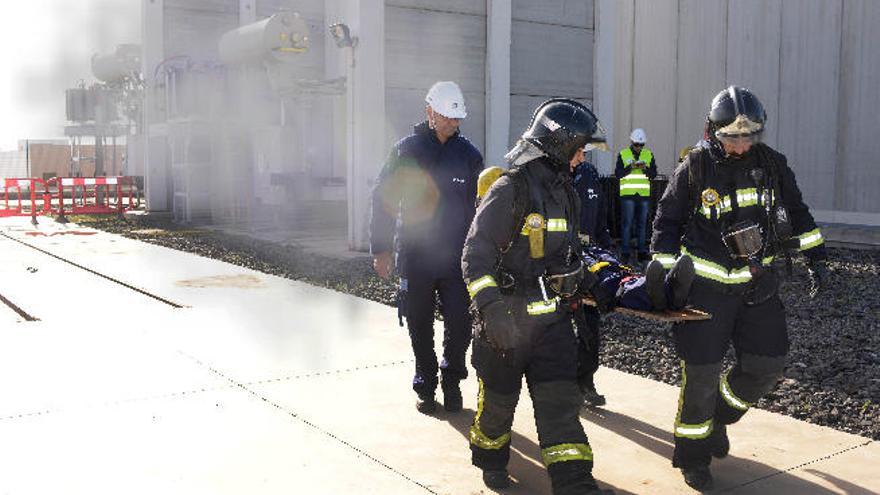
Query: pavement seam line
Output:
[[0, 232, 185, 308], [0, 291, 39, 321], [179, 351, 439, 494], [242, 359, 413, 386], [719, 440, 875, 492]]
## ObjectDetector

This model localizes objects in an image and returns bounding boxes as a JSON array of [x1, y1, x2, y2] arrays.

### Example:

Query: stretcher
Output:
[[581, 296, 711, 322]]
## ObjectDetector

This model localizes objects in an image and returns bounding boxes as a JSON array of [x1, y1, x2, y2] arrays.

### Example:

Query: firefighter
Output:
[[462, 98, 613, 494], [651, 86, 829, 490], [370, 81, 483, 414]]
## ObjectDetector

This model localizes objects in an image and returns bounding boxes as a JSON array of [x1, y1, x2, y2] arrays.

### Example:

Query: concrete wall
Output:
[[595, 0, 880, 225]]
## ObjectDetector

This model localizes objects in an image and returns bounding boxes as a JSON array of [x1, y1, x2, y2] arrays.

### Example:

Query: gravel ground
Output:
[[75, 215, 880, 440]]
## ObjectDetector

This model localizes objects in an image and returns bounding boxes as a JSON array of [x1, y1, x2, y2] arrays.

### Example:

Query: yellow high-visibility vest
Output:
[[619, 148, 653, 197]]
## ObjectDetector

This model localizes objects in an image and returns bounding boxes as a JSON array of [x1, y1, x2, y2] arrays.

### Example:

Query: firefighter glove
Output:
[[807, 260, 828, 299], [481, 300, 517, 351]]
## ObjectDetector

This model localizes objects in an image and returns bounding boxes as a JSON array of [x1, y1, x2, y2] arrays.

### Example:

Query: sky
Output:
[[0, 0, 141, 151]]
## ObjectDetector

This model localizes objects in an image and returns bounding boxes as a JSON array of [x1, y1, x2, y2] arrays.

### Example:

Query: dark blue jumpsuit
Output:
[[370, 121, 483, 398]]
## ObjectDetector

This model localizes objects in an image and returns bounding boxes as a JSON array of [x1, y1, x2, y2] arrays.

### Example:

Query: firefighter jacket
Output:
[[615, 146, 657, 197], [572, 161, 612, 249], [370, 121, 483, 278], [651, 142, 826, 292], [462, 157, 581, 321]]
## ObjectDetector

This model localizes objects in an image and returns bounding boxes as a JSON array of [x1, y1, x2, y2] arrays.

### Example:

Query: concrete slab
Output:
[[0, 216, 876, 494]]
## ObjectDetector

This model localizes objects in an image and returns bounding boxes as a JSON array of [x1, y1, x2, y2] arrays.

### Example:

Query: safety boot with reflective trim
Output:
[[416, 393, 437, 414], [711, 423, 729, 459], [681, 465, 713, 491], [482, 469, 511, 489]]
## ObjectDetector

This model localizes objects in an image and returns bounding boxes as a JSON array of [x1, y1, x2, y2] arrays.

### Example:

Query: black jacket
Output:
[[370, 121, 483, 278], [651, 142, 826, 290], [462, 158, 580, 315], [572, 161, 611, 249]]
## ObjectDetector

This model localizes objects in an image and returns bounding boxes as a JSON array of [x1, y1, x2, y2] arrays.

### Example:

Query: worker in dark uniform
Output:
[[462, 98, 613, 495], [651, 86, 829, 490], [571, 149, 612, 407], [370, 81, 483, 414]]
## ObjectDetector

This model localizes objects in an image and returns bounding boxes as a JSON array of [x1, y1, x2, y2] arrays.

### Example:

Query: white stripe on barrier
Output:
[[84, 178, 96, 185], [17, 180, 30, 187], [62, 178, 75, 186]]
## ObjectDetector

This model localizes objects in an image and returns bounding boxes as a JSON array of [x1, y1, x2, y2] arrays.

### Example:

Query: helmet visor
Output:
[[715, 113, 763, 143], [584, 121, 609, 152]]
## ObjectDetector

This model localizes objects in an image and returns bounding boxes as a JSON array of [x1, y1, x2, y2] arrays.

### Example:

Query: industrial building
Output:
[[134, 0, 879, 250]]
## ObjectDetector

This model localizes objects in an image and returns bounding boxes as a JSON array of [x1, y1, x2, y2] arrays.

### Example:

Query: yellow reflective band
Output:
[[588, 261, 610, 273], [798, 228, 824, 251], [546, 218, 568, 232], [527, 298, 559, 315], [700, 188, 774, 218], [674, 419, 714, 439], [471, 379, 511, 450], [467, 275, 497, 298], [652, 253, 676, 269], [541, 443, 593, 466], [682, 248, 773, 285], [720, 373, 751, 411]]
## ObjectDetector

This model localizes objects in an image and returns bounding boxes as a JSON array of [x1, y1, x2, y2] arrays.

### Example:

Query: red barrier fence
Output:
[[0, 176, 140, 223]]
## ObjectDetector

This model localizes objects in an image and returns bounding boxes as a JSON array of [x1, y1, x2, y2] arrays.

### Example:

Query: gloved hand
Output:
[[480, 300, 518, 352], [807, 260, 829, 299]]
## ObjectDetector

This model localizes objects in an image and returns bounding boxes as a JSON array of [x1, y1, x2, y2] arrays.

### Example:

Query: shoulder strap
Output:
[[502, 166, 531, 253], [686, 147, 707, 229]]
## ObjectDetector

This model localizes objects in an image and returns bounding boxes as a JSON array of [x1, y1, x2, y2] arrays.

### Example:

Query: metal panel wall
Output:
[[631, 0, 677, 174], [674, 0, 726, 161], [164, 0, 239, 61], [384, 3, 487, 151], [725, 0, 782, 148], [778, 0, 842, 211], [837, 0, 880, 214], [509, 0, 594, 149]]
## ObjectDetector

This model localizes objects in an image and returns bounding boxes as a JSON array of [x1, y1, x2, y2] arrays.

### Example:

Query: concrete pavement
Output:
[[0, 216, 876, 494]]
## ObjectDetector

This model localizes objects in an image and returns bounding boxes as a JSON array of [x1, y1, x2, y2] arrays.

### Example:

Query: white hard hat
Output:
[[630, 128, 647, 144], [425, 81, 467, 119]]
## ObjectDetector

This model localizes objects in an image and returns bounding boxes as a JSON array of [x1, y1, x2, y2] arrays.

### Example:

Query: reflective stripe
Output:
[[527, 298, 559, 315], [674, 360, 715, 439], [470, 379, 511, 450], [541, 443, 593, 466], [546, 218, 567, 232], [588, 261, 610, 273], [683, 247, 774, 285], [620, 148, 653, 197], [700, 188, 775, 218], [652, 253, 676, 269], [720, 373, 751, 411], [675, 419, 714, 439], [797, 228, 824, 251], [467, 275, 497, 298]]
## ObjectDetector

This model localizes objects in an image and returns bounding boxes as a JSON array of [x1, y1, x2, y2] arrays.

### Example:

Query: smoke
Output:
[[0, 0, 140, 150]]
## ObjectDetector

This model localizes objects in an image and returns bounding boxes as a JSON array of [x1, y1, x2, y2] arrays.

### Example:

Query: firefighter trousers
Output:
[[671, 281, 788, 469], [470, 312, 596, 495]]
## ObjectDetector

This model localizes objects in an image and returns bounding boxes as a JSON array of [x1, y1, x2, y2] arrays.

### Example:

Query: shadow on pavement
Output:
[[581, 407, 872, 494], [440, 407, 629, 494]]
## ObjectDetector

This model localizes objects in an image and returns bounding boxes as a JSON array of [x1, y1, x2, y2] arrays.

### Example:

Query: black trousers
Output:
[[470, 305, 595, 495], [574, 306, 601, 391], [671, 281, 788, 469], [405, 273, 472, 397]]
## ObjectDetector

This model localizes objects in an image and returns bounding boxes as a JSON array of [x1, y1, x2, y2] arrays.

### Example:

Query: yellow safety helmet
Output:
[[477, 166, 504, 199]]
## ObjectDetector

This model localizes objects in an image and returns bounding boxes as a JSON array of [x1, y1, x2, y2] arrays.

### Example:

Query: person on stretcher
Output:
[[580, 246, 695, 313]]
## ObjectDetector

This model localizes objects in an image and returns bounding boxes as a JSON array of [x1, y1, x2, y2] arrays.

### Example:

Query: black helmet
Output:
[[522, 98, 607, 167], [708, 86, 766, 145]]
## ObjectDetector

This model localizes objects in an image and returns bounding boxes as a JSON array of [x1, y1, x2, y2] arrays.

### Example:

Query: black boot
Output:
[[581, 385, 607, 407], [645, 259, 668, 311], [681, 465, 713, 491], [482, 469, 511, 489], [711, 423, 729, 459], [416, 393, 437, 414], [442, 381, 463, 412], [668, 255, 695, 309]]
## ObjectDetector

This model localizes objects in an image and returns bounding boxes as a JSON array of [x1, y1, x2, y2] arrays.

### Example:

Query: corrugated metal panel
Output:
[[778, 0, 841, 211], [631, 0, 677, 174], [674, 0, 726, 162], [385, 87, 486, 155], [384, 5, 486, 149], [609, 0, 634, 171], [164, 7, 239, 60], [725, 0, 782, 148], [386, 0, 486, 16], [837, 0, 880, 213], [166, 0, 237, 12], [512, 0, 594, 29], [510, 21, 593, 98]]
